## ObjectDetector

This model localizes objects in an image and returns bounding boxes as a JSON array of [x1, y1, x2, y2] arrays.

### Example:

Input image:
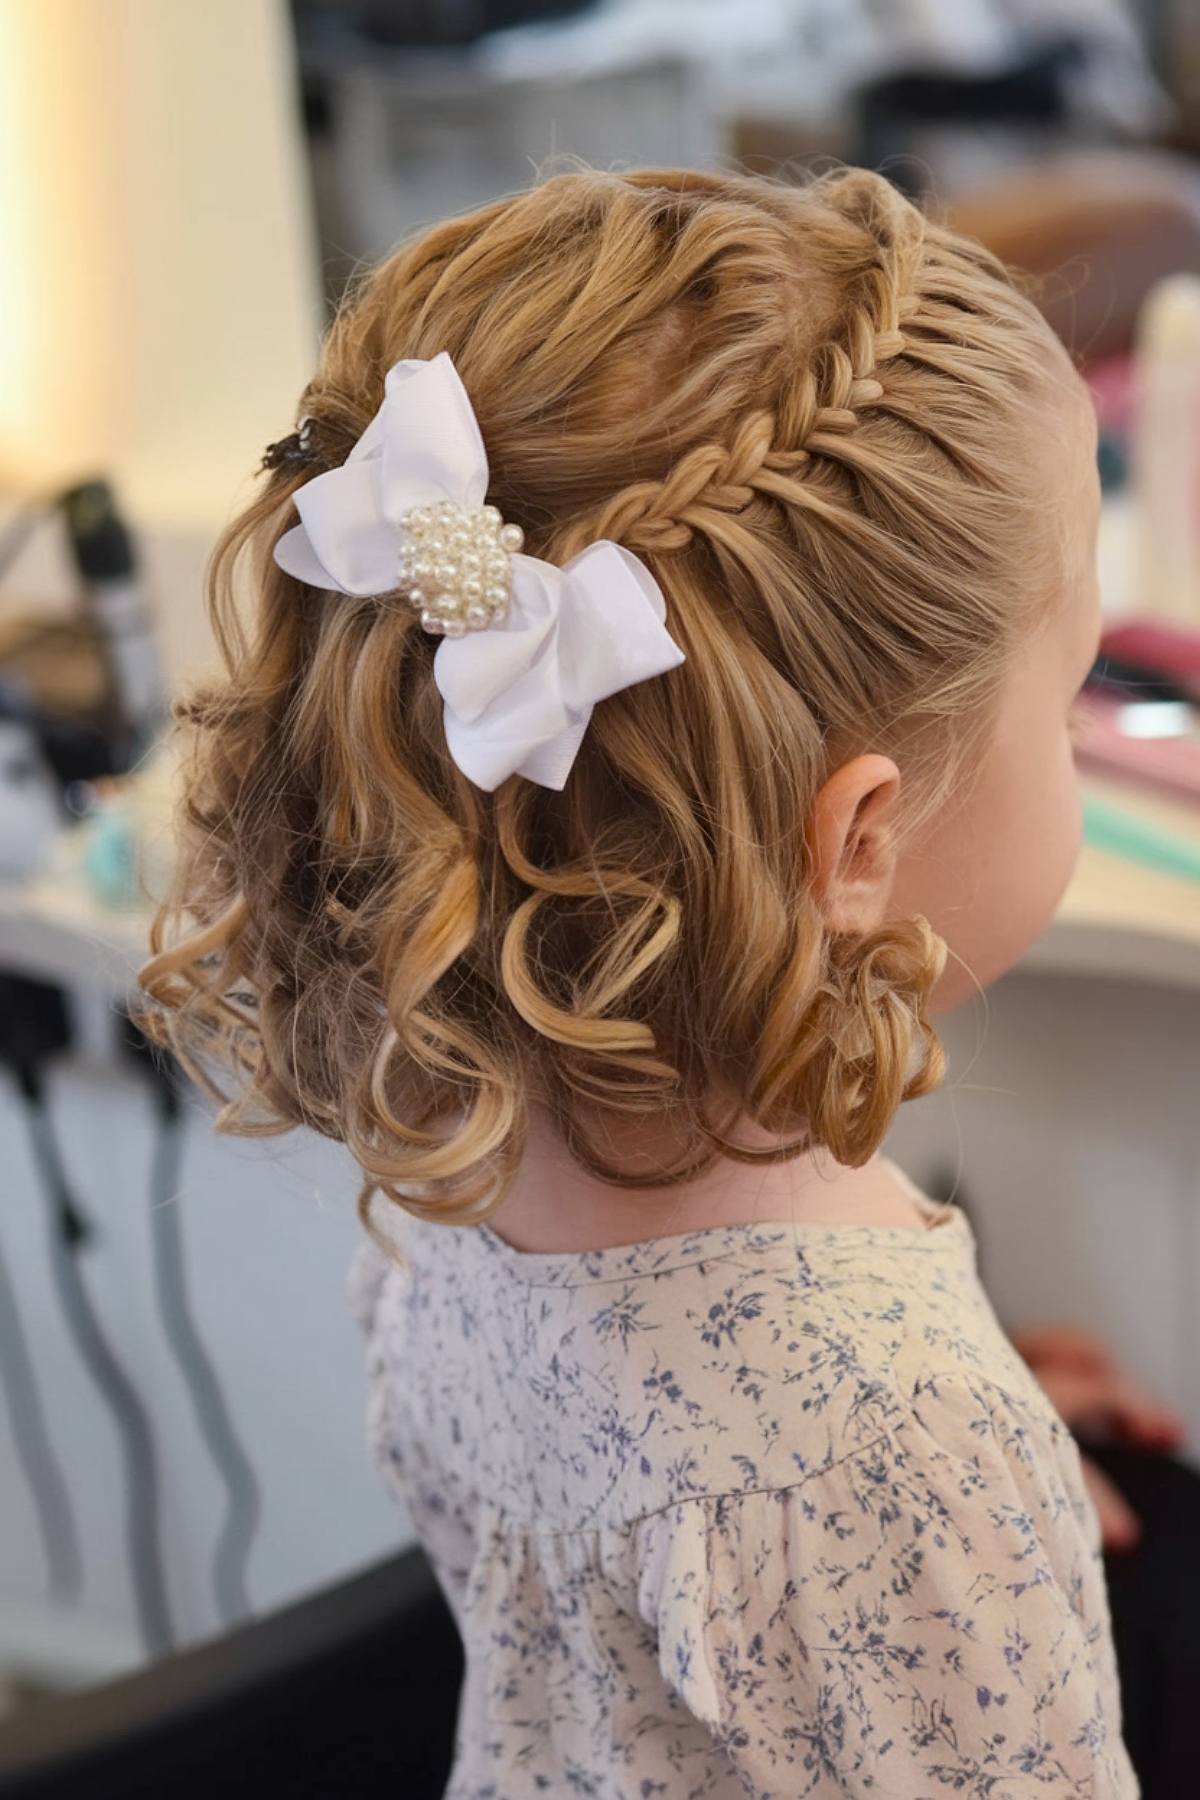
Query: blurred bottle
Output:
[[0, 712, 62, 879], [1132, 273, 1200, 625], [59, 479, 167, 773]]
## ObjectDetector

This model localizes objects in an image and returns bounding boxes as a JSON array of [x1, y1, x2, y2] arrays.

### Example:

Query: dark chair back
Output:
[[0, 1544, 464, 1799]]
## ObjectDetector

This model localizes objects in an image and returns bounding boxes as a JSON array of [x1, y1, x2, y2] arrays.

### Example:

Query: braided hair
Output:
[[139, 161, 1074, 1235]]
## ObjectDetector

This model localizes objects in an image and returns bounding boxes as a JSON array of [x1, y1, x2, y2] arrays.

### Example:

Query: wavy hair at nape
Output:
[[138, 158, 1078, 1248]]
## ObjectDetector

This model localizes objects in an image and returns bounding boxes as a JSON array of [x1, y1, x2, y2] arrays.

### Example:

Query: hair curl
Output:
[[138, 160, 1072, 1247]]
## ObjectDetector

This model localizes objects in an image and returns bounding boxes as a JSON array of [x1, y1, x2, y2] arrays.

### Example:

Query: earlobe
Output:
[[807, 753, 902, 935]]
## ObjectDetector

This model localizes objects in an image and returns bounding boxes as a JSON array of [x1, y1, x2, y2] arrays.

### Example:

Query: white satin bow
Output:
[[272, 351, 686, 792]]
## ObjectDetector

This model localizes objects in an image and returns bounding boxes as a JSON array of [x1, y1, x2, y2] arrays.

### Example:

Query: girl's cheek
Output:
[[1046, 735, 1086, 910]]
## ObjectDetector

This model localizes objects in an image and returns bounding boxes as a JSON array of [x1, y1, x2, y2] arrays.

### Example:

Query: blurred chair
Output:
[[855, 33, 1087, 187], [947, 149, 1200, 364], [0, 1543, 464, 1799], [846, 26, 1200, 365]]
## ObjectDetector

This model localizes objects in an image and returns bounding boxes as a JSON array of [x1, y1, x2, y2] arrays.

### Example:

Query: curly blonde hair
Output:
[[138, 161, 1071, 1243]]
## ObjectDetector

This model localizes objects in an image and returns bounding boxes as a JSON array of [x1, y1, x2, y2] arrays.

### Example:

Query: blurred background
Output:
[[1, 0, 1199, 1793]]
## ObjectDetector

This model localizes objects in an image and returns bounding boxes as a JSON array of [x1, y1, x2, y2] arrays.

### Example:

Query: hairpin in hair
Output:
[[258, 416, 322, 474], [270, 350, 686, 793]]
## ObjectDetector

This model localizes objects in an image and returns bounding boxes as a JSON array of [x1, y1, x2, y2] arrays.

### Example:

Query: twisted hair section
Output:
[[137, 161, 1069, 1245]]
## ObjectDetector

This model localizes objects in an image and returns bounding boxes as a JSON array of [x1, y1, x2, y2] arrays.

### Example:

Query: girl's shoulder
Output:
[[346, 1170, 1072, 1534], [614, 1208, 1063, 1511]]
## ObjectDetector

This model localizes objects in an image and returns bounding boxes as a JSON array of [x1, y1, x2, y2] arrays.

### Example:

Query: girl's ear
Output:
[[806, 753, 902, 935]]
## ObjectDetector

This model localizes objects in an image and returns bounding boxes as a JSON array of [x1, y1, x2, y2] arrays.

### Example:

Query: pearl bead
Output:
[[399, 496, 527, 634]]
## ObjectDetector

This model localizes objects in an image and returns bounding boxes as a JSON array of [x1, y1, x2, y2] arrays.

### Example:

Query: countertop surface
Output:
[[2, 770, 1197, 999]]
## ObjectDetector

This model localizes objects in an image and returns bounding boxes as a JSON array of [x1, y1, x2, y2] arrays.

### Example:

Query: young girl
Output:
[[141, 164, 1135, 1795]]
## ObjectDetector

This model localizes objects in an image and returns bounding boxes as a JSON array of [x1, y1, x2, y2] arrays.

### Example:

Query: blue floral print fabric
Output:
[[348, 1159, 1137, 1798]]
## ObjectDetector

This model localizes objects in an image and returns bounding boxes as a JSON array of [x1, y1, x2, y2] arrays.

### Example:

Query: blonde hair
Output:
[[138, 161, 1073, 1243]]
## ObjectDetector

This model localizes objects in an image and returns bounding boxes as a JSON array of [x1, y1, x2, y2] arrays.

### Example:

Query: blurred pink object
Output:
[[1073, 686, 1200, 804], [1103, 619, 1200, 701], [1086, 352, 1137, 439]]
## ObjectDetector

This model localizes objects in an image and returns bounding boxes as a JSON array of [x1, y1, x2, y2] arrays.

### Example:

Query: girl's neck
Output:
[[481, 1098, 927, 1254]]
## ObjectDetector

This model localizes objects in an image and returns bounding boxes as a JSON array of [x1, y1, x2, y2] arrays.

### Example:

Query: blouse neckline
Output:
[[395, 1156, 970, 1289]]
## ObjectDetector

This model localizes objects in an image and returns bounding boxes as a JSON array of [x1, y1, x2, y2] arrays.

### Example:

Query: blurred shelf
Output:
[[2, 772, 1198, 1003], [1028, 773, 1200, 991], [0, 870, 149, 998]]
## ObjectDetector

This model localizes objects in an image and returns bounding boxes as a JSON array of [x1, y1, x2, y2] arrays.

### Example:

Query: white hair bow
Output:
[[272, 350, 686, 792]]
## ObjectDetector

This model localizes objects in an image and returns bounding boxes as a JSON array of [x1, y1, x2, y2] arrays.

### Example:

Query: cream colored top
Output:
[[348, 1158, 1137, 1798]]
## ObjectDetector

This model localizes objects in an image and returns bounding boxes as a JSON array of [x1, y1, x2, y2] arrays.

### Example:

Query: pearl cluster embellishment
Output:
[[396, 499, 524, 636]]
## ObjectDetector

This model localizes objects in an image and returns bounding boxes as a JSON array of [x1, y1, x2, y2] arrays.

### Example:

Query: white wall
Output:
[[0, 0, 322, 533], [0, 1031, 412, 1685], [886, 966, 1200, 1440], [0, 0, 325, 691]]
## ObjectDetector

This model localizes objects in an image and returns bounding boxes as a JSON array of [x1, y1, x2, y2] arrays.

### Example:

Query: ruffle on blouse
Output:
[[633, 1372, 1136, 1799]]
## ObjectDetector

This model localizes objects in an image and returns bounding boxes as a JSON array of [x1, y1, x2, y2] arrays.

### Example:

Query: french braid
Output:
[[546, 182, 951, 1171], [586, 179, 924, 556]]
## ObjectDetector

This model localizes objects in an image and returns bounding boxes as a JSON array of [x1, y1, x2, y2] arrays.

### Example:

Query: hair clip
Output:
[[271, 350, 687, 792], [259, 416, 322, 474]]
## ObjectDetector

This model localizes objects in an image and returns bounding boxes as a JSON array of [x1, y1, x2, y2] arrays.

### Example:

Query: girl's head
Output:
[[140, 162, 1100, 1226]]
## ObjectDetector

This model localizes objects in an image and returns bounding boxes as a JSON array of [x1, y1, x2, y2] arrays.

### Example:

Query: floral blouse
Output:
[[347, 1158, 1137, 1798]]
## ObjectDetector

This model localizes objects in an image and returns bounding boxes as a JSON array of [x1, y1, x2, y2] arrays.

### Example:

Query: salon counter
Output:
[[2, 770, 1198, 1001], [1028, 774, 1200, 991]]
